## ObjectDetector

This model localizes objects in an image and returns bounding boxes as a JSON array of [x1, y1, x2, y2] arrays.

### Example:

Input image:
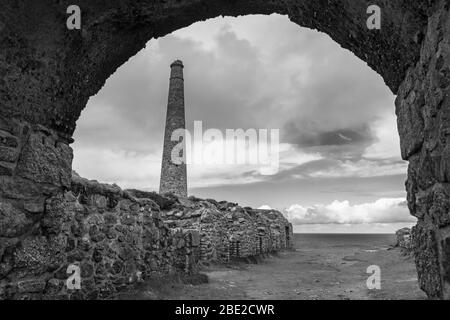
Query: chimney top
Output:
[[170, 60, 184, 68]]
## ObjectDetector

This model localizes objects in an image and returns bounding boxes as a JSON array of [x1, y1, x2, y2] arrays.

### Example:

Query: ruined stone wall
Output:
[[152, 196, 294, 264], [0, 175, 290, 300], [0, 174, 199, 300], [396, 1, 450, 299]]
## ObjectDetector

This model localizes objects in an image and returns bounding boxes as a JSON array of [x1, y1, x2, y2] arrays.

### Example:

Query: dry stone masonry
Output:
[[0, 0, 449, 299], [0, 171, 292, 299], [129, 192, 294, 264], [1, 172, 201, 299]]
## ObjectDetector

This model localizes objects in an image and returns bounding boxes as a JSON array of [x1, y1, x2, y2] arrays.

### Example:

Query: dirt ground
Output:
[[129, 234, 427, 300]]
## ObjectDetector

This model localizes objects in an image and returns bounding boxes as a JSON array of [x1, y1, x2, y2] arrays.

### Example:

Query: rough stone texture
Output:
[[395, 227, 412, 253], [160, 60, 188, 197], [0, 0, 430, 135], [0, 173, 200, 300], [129, 192, 294, 264], [411, 223, 442, 299], [0, 173, 290, 299], [0, 0, 450, 299], [396, 1, 450, 299]]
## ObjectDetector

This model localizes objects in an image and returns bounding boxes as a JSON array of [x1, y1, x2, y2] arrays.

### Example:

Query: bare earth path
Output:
[[135, 234, 427, 300]]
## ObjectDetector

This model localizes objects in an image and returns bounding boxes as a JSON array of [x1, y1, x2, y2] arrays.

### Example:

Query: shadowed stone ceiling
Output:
[[1, 0, 429, 135]]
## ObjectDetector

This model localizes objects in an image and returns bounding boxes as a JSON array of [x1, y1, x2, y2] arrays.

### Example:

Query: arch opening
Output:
[[72, 14, 413, 234]]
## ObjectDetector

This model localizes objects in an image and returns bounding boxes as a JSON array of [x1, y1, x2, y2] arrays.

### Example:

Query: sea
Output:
[[294, 233, 396, 250]]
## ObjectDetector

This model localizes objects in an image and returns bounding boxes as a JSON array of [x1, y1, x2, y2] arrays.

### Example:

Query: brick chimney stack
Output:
[[159, 60, 188, 197]]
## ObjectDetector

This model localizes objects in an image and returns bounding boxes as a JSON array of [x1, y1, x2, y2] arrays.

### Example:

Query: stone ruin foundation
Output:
[[128, 191, 294, 265], [1, 0, 450, 299], [0, 172, 292, 299]]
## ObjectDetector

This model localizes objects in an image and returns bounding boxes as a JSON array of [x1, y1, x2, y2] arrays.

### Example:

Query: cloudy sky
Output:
[[72, 14, 416, 233]]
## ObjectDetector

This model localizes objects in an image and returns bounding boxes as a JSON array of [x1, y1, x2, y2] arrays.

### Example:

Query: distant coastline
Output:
[[293, 222, 416, 234]]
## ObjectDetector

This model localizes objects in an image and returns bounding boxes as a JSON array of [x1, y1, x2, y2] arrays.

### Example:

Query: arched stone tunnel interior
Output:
[[1, 0, 449, 299]]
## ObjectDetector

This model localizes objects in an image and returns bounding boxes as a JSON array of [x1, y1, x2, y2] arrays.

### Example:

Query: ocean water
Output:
[[294, 233, 396, 250]]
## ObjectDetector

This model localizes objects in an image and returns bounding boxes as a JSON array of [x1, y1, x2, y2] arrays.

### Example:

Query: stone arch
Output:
[[0, 0, 449, 299], [1, 0, 428, 134]]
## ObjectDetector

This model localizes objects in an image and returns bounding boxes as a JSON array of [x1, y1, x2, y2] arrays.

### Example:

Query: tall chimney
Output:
[[159, 60, 188, 197]]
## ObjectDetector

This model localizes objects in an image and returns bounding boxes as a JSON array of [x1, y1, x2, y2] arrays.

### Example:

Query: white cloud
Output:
[[307, 158, 407, 179], [72, 147, 161, 190], [364, 112, 402, 159], [284, 198, 416, 225], [278, 143, 322, 169]]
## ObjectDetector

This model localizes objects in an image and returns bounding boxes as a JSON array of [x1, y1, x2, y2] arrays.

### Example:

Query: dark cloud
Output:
[[245, 156, 406, 184], [283, 122, 374, 148], [75, 15, 394, 157]]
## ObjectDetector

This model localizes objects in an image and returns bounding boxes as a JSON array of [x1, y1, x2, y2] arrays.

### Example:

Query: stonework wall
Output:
[[1, 174, 199, 300], [0, 115, 73, 204], [148, 196, 294, 264], [0, 116, 75, 298], [0, 174, 291, 300], [395, 1, 450, 299]]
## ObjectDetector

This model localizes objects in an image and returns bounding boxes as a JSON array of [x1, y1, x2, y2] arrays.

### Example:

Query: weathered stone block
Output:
[[438, 226, 450, 299], [64, 191, 77, 202], [15, 131, 73, 187], [120, 214, 136, 226], [0, 117, 20, 137], [23, 198, 45, 214], [90, 195, 107, 209], [45, 278, 63, 296], [0, 162, 14, 176], [0, 176, 57, 200], [189, 230, 200, 247], [92, 248, 103, 263], [67, 250, 85, 263], [88, 225, 105, 243], [0, 202, 31, 238], [81, 262, 94, 278], [104, 213, 117, 225], [0, 146, 17, 163], [14, 237, 54, 272], [412, 222, 442, 299], [65, 238, 76, 253], [79, 236, 92, 251], [17, 278, 46, 293], [395, 92, 425, 160], [0, 132, 18, 148], [440, 147, 450, 182]]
